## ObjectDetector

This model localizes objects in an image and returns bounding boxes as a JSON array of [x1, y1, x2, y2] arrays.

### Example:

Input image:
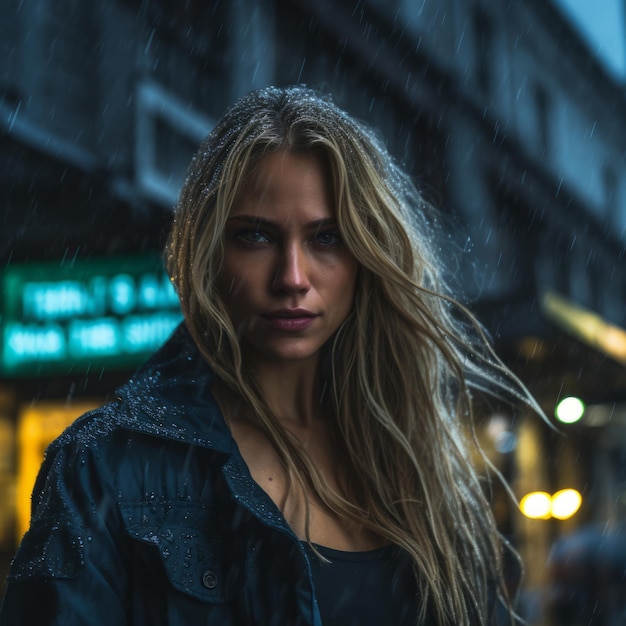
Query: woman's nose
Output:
[[272, 244, 311, 293]]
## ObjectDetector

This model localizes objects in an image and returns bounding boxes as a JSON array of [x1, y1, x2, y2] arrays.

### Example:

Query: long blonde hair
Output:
[[167, 86, 533, 624]]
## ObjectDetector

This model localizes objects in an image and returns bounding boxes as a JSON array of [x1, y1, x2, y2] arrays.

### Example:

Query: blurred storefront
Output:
[[0, 253, 182, 578]]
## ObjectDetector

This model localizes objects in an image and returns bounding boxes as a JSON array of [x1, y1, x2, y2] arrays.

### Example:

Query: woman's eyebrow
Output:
[[227, 215, 338, 229]]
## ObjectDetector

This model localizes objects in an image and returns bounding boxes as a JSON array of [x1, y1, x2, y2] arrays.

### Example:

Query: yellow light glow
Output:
[[555, 397, 586, 424], [541, 291, 626, 365], [551, 489, 582, 520], [17, 401, 98, 540], [519, 491, 552, 519]]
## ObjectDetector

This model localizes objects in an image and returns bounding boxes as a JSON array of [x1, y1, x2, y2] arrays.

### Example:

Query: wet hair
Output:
[[166, 85, 535, 624]]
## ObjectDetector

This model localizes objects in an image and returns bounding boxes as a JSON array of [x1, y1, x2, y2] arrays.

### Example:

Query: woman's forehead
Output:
[[229, 151, 335, 222]]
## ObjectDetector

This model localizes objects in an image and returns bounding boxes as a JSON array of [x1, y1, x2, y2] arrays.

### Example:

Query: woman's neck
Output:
[[248, 356, 323, 428]]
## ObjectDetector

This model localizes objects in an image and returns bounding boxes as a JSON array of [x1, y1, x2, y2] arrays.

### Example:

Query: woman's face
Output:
[[217, 150, 359, 367]]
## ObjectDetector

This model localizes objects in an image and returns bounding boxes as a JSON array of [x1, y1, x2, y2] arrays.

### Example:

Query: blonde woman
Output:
[[0, 86, 529, 625]]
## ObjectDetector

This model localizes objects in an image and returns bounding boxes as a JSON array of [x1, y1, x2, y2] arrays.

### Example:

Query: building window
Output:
[[135, 81, 213, 207], [123, 0, 227, 65], [534, 84, 550, 158], [603, 163, 618, 216], [473, 8, 494, 94]]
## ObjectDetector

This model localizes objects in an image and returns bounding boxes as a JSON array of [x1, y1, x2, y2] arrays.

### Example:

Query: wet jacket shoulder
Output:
[[0, 324, 321, 626]]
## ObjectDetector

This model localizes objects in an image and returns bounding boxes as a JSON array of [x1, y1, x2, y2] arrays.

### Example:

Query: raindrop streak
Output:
[[296, 58, 306, 83]]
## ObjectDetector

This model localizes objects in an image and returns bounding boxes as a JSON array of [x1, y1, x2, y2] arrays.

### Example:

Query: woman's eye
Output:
[[315, 231, 341, 245], [237, 230, 270, 244]]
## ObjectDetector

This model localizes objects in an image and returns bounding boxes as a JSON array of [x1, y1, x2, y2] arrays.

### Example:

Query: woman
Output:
[[0, 86, 531, 625]]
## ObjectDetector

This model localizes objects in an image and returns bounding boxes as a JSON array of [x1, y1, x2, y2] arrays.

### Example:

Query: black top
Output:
[[302, 542, 421, 626]]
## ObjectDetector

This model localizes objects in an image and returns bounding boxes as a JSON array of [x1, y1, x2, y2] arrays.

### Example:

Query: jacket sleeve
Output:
[[0, 437, 130, 625]]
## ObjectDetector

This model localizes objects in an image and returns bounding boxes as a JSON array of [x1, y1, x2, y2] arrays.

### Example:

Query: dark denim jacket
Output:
[[0, 324, 323, 626]]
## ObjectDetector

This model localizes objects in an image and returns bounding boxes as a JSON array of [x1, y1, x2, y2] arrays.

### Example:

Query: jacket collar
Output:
[[115, 322, 235, 455]]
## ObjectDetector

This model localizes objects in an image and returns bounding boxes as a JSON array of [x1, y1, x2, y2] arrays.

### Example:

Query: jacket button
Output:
[[202, 570, 218, 589]]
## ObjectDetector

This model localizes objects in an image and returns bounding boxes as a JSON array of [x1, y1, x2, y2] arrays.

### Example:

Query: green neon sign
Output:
[[1, 254, 183, 377]]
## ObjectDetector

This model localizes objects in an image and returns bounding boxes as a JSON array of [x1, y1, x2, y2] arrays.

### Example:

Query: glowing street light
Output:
[[519, 491, 552, 519], [519, 489, 583, 520], [555, 397, 585, 424], [551, 489, 582, 520]]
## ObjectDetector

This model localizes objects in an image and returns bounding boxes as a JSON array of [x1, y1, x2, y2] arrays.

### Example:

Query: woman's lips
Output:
[[263, 309, 318, 331]]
